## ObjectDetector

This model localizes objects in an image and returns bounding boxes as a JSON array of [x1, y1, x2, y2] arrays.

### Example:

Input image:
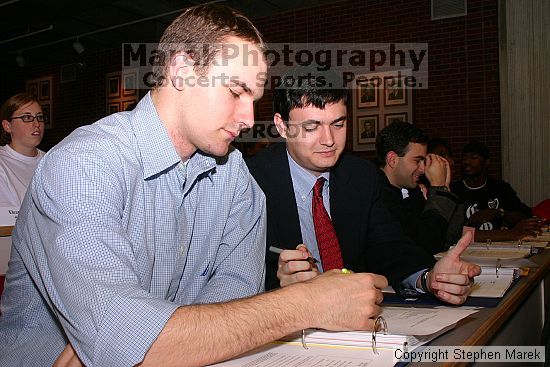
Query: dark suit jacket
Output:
[[246, 143, 435, 291], [378, 170, 463, 254]]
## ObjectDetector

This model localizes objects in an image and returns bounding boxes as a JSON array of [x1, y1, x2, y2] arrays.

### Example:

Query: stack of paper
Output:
[[523, 232, 550, 243], [436, 244, 537, 268], [469, 267, 518, 298], [212, 307, 479, 367], [282, 307, 478, 350]]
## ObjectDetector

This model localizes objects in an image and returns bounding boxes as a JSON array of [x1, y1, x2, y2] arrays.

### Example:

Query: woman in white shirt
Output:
[[0, 93, 46, 207]]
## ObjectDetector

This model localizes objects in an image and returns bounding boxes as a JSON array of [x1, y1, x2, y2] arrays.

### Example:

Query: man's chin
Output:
[[201, 145, 230, 158]]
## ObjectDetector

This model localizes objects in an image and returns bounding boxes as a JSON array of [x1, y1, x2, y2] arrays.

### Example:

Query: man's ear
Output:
[[169, 52, 194, 91], [1, 119, 12, 134], [273, 113, 288, 139], [386, 151, 399, 169]]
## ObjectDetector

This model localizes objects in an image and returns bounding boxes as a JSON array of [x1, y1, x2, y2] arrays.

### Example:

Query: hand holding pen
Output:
[[269, 245, 320, 287]]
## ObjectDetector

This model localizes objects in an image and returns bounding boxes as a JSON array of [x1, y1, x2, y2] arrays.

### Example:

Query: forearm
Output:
[[503, 210, 527, 227], [141, 284, 312, 367], [474, 229, 517, 242]]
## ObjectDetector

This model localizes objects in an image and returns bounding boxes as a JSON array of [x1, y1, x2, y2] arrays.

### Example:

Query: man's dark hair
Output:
[[462, 141, 490, 159], [375, 121, 427, 167], [272, 68, 349, 121], [427, 137, 452, 156]]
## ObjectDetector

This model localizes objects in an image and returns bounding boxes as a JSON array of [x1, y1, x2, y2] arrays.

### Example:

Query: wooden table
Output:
[[0, 226, 13, 237]]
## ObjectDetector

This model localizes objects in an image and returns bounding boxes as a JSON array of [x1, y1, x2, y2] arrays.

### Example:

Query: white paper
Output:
[[470, 274, 514, 298], [472, 241, 547, 249], [212, 341, 393, 367], [468, 267, 516, 298], [381, 307, 478, 335], [213, 307, 479, 367], [523, 233, 550, 243]]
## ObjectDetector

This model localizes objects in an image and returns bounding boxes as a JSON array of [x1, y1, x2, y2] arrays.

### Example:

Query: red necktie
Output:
[[312, 177, 343, 271]]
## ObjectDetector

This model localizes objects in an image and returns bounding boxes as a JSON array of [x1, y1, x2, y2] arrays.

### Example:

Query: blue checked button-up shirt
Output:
[[0, 93, 266, 367]]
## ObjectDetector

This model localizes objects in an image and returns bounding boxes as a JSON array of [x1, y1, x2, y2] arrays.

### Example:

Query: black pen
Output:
[[268, 246, 319, 264]]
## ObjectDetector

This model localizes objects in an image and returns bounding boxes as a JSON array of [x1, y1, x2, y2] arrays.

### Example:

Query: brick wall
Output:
[[0, 48, 124, 150], [252, 0, 501, 178], [0, 0, 501, 178]]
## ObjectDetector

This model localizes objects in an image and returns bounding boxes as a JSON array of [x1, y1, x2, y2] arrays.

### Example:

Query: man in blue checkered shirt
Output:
[[0, 4, 389, 367]]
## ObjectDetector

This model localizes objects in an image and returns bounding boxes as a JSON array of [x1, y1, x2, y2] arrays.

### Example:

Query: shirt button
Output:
[[179, 245, 185, 254]]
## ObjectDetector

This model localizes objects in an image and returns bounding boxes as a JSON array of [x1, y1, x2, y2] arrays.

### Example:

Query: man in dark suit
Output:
[[360, 120, 375, 139], [247, 71, 479, 305], [375, 122, 463, 254]]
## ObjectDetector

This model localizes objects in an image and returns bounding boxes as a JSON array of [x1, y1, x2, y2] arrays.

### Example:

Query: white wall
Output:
[[499, 0, 550, 206]]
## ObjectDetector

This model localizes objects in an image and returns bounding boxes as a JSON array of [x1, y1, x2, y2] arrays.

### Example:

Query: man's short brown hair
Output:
[[151, 4, 265, 88]]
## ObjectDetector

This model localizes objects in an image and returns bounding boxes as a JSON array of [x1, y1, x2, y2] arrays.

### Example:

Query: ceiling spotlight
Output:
[[73, 38, 85, 54], [15, 52, 25, 67]]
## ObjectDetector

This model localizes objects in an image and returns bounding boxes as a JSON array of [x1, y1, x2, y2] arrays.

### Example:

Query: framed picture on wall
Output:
[[107, 75, 121, 99], [27, 83, 38, 99], [107, 102, 120, 115], [352, 70, 413, 152], [122, 72, 137, 97], [356, 78, 378, 108], [384, 113, 408, 126], [356, 114, 378, 144], [122, 99, 137, 111], [384, 76, 407, 106], [40, 103, 51, 129], [39, 80, 50, 101]]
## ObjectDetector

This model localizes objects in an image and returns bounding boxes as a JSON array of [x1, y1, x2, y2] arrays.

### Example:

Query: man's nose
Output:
[[319, 125, 334, 146], [235, 101, 255, 129], [418, 160, 426, 174]]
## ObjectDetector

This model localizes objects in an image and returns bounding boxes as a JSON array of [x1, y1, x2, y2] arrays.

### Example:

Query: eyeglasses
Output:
[[10, 114, 47, 123]]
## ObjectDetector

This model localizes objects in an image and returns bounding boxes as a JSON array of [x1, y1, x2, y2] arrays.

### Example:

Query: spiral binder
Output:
[[298, 315, 412, 356], [213, 307, 480, 366], [372, 315, 388, 355]]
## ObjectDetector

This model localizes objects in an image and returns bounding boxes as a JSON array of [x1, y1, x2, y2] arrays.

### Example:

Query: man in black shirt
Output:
[[376, 122, 463, 254], [451, 141, 541, 241]]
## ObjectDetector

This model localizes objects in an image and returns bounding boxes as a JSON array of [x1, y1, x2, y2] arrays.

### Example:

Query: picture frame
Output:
[[40, 103, 51, 129], [107, 75, 121, 99], [27, 83, 38, 99], [384, 76, 407, 106], [39, 80, 50, 101], [356, 78, 378, 108], [122, 99, 137, 111], [357, 114, 378, 144], [107, 102, 120, 115], [122, 72, 137, 97], [384, 112, 408, 127], [352, 71, 413, 152]]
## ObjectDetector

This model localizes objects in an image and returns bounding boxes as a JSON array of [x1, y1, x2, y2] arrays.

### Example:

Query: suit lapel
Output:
[[267, 145, 303, 248]]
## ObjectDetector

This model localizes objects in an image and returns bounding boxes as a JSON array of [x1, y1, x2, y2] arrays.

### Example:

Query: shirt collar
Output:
[[287, 150, 330, 200], [131, 92, 216, 180]]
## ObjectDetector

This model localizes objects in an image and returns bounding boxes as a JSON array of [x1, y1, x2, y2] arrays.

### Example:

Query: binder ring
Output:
[[301, 329, 309, 350], [372, 315, 387, 355]]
